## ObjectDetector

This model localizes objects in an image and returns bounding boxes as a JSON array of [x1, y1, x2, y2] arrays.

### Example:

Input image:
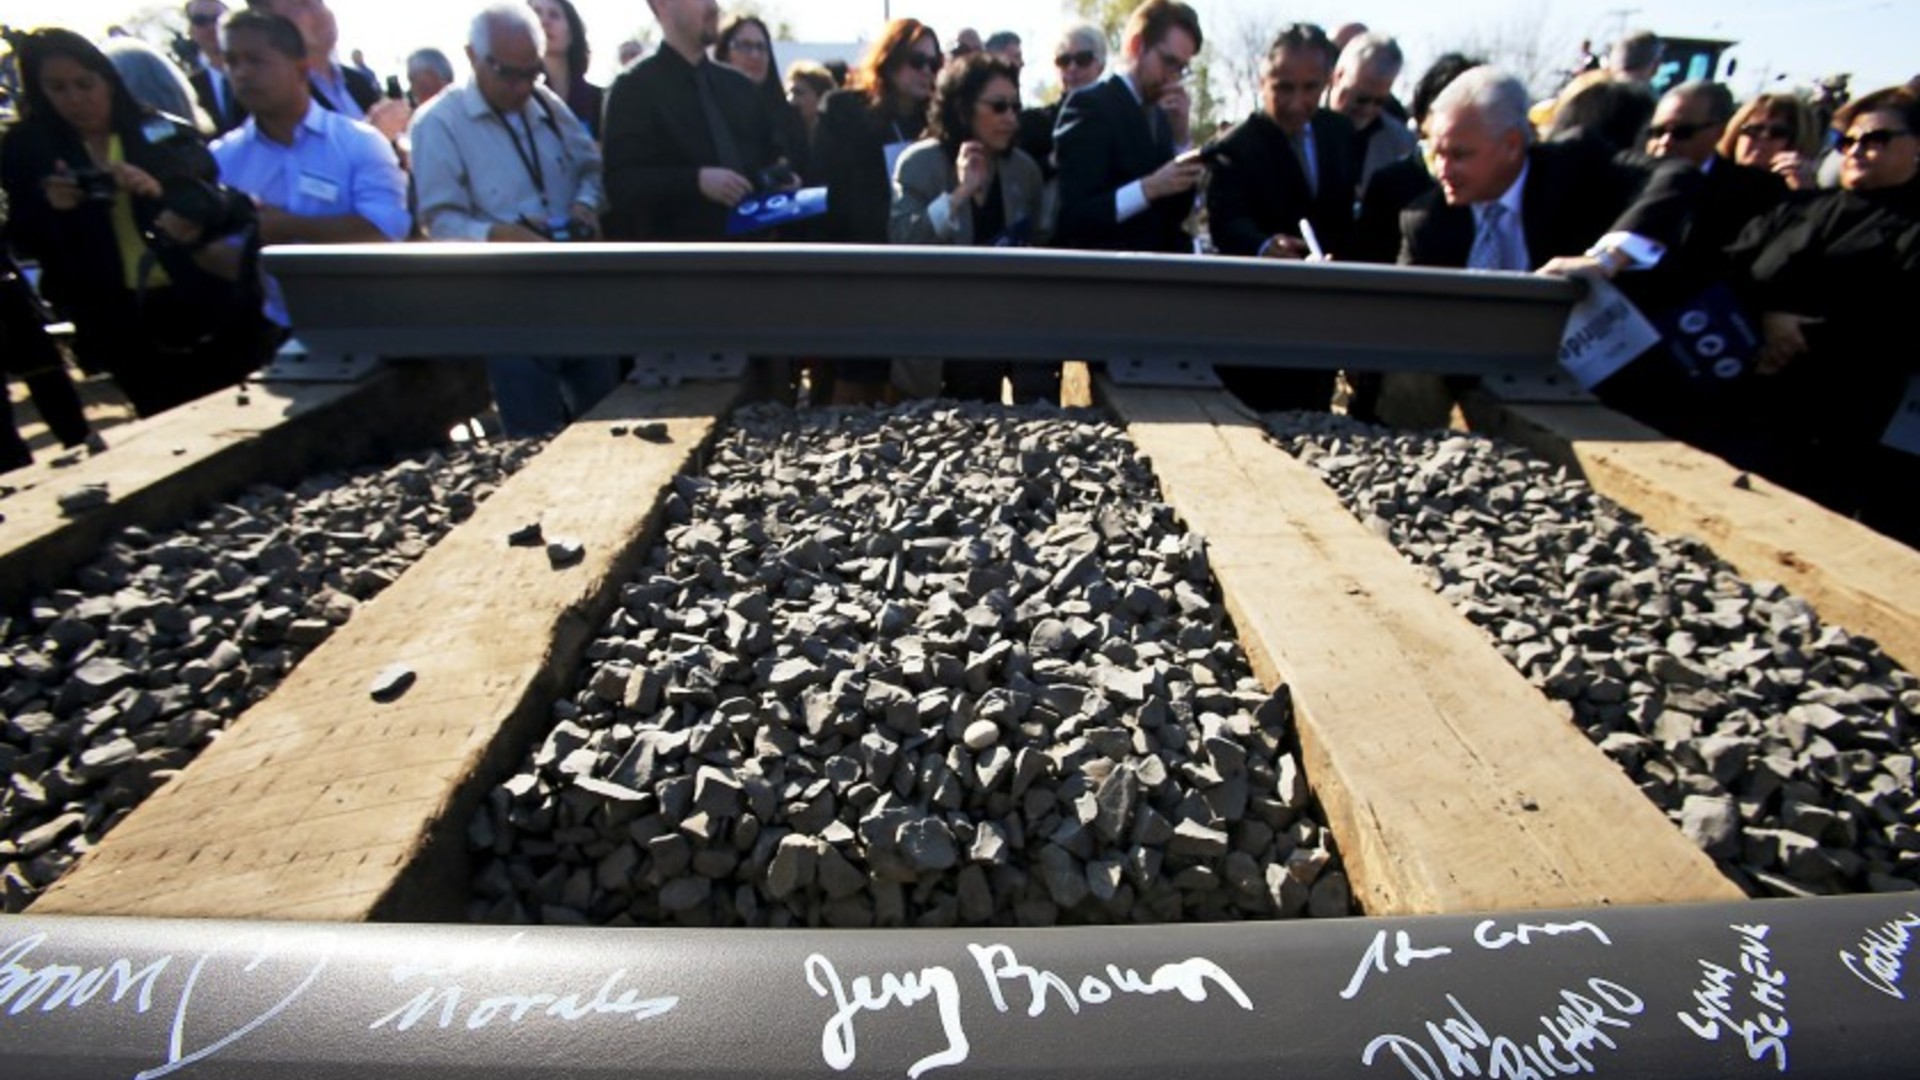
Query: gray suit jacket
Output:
[[889, 138, 1046, 246]]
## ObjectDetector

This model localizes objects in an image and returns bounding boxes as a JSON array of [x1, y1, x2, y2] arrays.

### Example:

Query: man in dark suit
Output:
[[1647, 81, 1789, 256], [1052, 0, 1206, 253], [1207, 23, 1360, 411], [1392, 67, 1701, 427], [186, 0, 247, 134], [601, 0, 780, 241], [1208, 24, 1359, 261], [1399, 67, 1697, 274]]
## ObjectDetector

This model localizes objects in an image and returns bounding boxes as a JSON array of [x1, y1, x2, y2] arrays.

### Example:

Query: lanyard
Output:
[[497, 106, 547, 200]]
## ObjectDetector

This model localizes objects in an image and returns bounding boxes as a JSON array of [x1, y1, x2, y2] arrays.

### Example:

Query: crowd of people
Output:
[[0, 0, 1914, 543]]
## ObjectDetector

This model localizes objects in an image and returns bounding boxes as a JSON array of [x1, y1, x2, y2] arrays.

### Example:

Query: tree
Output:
[[1066, 0, 1134, 44], [115, 2, 188, 54], [1428, 7, 1576, 99]]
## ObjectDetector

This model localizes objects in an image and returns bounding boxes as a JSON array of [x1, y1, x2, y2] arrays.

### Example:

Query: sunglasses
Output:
[[189, 12, 222, 26], [486, 56, 546, 83], [1055, 50, 1097, 70], [1153, 46, 1189, 77], [1739, 122, 1792, 141], [903, 53, 941, 73], [1837, 129, 1911, 153], [1345, 92, 1390, 109], [1647, 121, 1711, 140], [727, 39, 769, 55], [977, 96, 1021, 115]]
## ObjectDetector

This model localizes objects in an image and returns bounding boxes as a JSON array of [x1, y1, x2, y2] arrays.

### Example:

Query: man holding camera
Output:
[[408, 2, 614, 436]]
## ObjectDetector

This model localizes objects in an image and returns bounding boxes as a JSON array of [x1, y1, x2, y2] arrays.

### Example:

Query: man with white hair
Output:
[[1329, 32, 1415, 199], [1399, 66, 1698, 275], [409, 2, 614, 435]]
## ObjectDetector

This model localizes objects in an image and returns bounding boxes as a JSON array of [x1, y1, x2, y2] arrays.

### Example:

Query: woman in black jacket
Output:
[[810, 19, 941, 403], [1725, 85, 1920, 544], [1, 28, 263, 417]]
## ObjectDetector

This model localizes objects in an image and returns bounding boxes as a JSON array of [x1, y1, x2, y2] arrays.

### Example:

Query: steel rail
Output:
[[265, 243, 1581, 373], [2, 895, 1915, 1078]]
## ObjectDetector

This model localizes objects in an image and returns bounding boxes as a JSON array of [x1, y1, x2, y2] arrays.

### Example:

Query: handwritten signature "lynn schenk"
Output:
[[806, 943, 1254, 1078]]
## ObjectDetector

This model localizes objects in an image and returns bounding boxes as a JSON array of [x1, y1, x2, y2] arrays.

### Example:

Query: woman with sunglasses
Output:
[[1718, 93, 1820, 191], [0, 27, 264, 417], [529, 0, 602, 138], [890, 53, 1052, 402], [812, 18, 941, 403], [1723, 85, 1920, 544], [1016, 23, 1107, 176]]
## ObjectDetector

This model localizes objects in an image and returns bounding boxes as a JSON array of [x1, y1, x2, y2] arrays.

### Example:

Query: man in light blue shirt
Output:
[[209, 10, 409, 328]]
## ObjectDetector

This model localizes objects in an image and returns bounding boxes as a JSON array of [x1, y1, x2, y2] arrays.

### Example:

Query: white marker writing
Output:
[[805, 954, 968, 1079], [968, 944, 1254, 1016], [1340, 931, 1454, 1001], [1362, 977, 1644, 1078], [1676, 923, 1788, 1071], [1840, 911, 1919, 1001], [369, 968, 678, 1032], [1474, 918, 1614, 951]]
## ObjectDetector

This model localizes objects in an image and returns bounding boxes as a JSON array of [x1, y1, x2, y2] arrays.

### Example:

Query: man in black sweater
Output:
[[601, 0, 779, 240]]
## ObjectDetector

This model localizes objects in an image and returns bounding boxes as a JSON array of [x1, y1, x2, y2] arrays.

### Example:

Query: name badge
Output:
[[725, 187, 829, 236], [1558, 279, 1662, 390], [296, 172, 341, 204]]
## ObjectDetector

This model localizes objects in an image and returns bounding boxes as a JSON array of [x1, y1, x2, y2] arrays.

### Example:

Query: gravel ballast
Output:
[[471, 402, 1346, 928], [1266, 412, 1920, 899], [0, 439, 540, 911]]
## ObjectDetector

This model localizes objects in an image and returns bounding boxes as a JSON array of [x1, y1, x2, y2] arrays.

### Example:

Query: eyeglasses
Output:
[[1738, 122, 1792, 141], [1152, 46, 1189, 77], [977, 96, 1021, 115], [1345, 92, 1389, 109], [1837, 129, 1911, 153], [485, 56, 546, 83], [903, 53, 941, 73], [1055, 50, 1097, 70], [728, 39, 769, 55], [1647, 121, 1712, 140], [189, 12, 222, 27]]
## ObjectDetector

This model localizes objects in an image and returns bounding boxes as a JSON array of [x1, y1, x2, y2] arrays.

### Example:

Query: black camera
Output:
[[147, 175, 255, 250], [756, 163, 798, 193], [69, 166, 118, 201]]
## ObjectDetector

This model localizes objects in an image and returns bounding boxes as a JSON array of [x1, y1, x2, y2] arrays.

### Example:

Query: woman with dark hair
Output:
[[716, 14, 805, 177], [531, 0, 603, 138], [1718, 92, 1820, 190], [0, 27, 263, 417], [812, 18, 941, 402], [1724, 85, 1920, 543], [890, 53, 1050, 402]]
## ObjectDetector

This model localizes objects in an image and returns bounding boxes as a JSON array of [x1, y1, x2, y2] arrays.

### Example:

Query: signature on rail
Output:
[[0, 929, 333, 1080], [1341, 918, 1614, 1001], [368, 930, 679, 1033], [1678, 923, 1788, 1072], [1840, 910, 1920, 1001], [1362, 977, 1645, 1078], [805, 943, 1254, 1078]]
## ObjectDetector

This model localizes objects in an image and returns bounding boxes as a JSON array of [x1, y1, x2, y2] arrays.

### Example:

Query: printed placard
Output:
[[725, 187, 828, 236], [1559, 278, 1663, 390]]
